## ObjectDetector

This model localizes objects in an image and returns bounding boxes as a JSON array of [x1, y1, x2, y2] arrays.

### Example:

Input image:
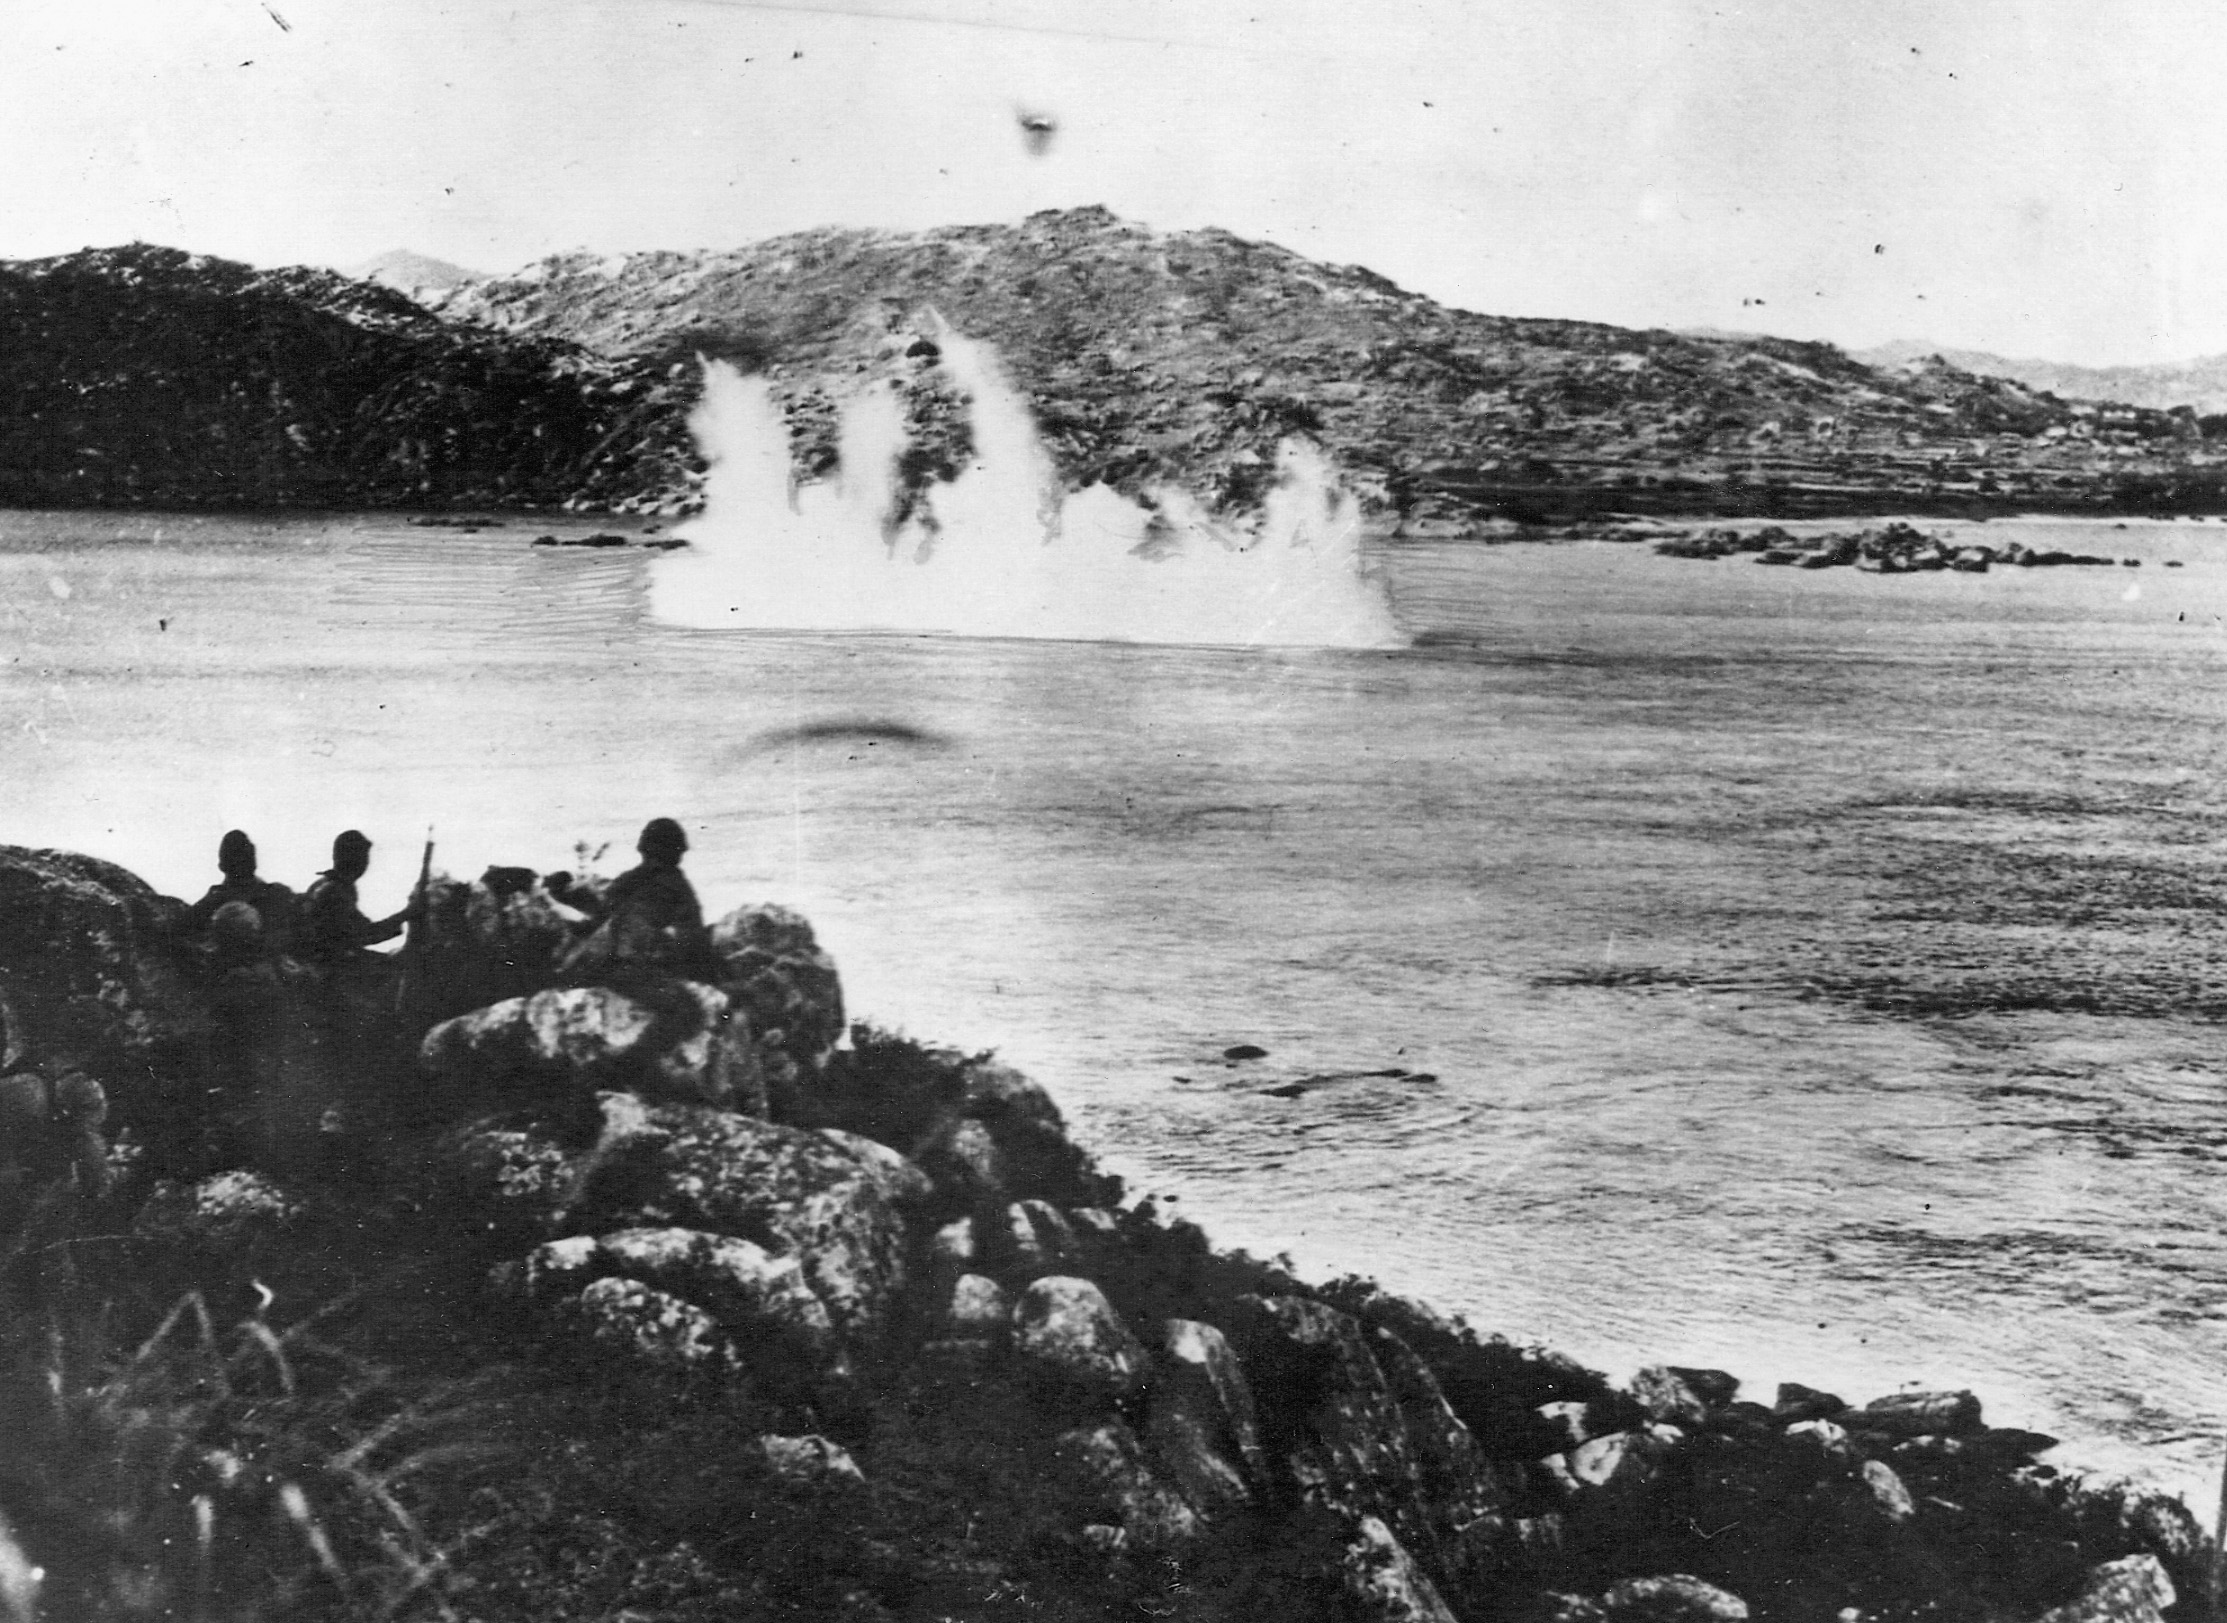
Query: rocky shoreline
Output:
[[0, 843, 2215, 1621], [1645, 521, 2154, 574]]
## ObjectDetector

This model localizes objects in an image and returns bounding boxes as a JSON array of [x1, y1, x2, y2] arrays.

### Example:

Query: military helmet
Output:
[[637, 818, 688, 862], [210, 900, 264, 951], [218, 829, 257, 877]]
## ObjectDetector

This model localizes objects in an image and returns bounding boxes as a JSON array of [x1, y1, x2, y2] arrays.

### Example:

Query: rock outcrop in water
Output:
[[1648, 522, 2131, 573], [0, 839, 2213, 1622], [10, 215, 2227, 523]]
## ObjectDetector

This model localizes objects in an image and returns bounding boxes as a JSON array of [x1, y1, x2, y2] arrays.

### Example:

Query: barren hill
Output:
[[437, 206, 2227, 522]]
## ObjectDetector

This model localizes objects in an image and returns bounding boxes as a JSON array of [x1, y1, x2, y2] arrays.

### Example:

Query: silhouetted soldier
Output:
[[545, 818, 722, 1075], [300, 830, 414, 968], [545, 817, 718, 982], [298, 830, 422, 1155], [185, 829, 296, 959]]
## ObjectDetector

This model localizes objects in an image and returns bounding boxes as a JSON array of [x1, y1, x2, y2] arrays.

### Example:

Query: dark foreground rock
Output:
[[0, 845, 208, 1150], [419, 981, 762, 1113], [0, 843, 2216, 1623]]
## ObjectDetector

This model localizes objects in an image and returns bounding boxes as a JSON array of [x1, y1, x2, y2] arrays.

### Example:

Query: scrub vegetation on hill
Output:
[[8, 210, 2227, 521], [0, 246, 691, 511]]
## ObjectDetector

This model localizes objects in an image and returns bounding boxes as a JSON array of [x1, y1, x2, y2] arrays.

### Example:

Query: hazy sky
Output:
[[5, 0, 2223, 365]]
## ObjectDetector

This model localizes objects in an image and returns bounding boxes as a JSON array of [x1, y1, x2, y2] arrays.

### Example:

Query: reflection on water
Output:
[[8, 509, 2227, 1516]]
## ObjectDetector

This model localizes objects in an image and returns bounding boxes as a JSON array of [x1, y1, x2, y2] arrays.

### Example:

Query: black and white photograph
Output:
[[3, 2, 2226, 1617]]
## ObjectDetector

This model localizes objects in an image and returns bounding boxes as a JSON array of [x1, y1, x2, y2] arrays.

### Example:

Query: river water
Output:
[[6, 509, 2227, 1518]]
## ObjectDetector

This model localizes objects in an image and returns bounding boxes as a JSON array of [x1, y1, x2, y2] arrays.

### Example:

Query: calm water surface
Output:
[[8, 509, 2227, 1515]]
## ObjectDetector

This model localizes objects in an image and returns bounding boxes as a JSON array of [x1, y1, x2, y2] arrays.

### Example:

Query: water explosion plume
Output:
[[649, 332, 1402, 647]]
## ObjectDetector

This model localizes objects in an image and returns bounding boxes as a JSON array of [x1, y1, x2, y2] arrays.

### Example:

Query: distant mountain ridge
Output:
[[346, 249, 485, 298], [1855, 340, 2227, 416], [4, 213, 2225, 517]]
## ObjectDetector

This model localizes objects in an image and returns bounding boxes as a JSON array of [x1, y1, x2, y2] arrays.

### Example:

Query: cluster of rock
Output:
[[1653, 522, 2139, 573], [0, 841, 2216, 1622], [529, 530, 688, 549]]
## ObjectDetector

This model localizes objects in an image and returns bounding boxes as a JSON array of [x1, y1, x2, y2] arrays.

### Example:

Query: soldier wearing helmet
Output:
[[184, 829, 297, 959], [545, 817, 715, 980], [295, 830, 425, 1157], [298, 830, 417, 969]]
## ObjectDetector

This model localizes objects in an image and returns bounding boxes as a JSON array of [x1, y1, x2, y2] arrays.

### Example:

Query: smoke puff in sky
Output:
[[4, 0, 2225, 364]]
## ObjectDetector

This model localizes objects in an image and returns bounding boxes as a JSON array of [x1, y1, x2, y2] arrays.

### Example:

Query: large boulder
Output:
[[1366, 1324, 1516, 1584], [951, 1062, 1105, 1207], [1852, 1389, 1983, 1438], [129, 1169, 303, 1272], [567, 1276, 734, 1378], [402, 870, 577, 1029], [811, 1032, 1117, 1213], [2009, 1471, 2209, 1612], [1003, 1198, 1082, 1278], [817, 1128, 935, 1209], [1339, 1514, 1460, 1623], [913, 1116, 1008, 1207], [0, 847, 207, 1149], [1053, 1422, 1202, 1548], [424, 1116, 582, 1245], [2036, 1555, 2174, 1623], [1158, 1318, 1265, 1481], [430, 1096, 917, 1344], [500, 1226, 846, 1386], [566, 1101, 916, 1342], [1629, 1367, 1717, 1429], [708, 904, 844, 1110], [1011, 1276, 1152, 1408], [1142, 1318, 1263, 1520], [945, 1273, 1013, 1342], [1235, 1296, 1511, 1591], [418, 982, 763, 1116]]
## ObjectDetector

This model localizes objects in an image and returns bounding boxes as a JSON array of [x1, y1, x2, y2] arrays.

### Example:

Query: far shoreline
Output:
[[10, 488, 2227, 531]]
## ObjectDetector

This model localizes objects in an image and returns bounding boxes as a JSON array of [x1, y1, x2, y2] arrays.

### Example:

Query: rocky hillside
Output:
[[0, 842, 2211, 1622], [0, 244, 693, 510], [436, 207, 2227, 523], [10, 218, 2227, 521]]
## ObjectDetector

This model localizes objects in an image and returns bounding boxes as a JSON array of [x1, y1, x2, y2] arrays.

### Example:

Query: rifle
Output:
[[395, 826, 435, 1020]]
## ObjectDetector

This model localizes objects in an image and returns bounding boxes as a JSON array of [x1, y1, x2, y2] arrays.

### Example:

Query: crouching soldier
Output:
[[199, 900, 323, 1167], [544, 816, 724, 1068], [0, 1065, 110, 1243], [545, 817, 719, 983]]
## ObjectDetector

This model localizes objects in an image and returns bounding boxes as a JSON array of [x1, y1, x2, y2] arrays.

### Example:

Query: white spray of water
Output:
[[650, 332, 1402, 647]]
